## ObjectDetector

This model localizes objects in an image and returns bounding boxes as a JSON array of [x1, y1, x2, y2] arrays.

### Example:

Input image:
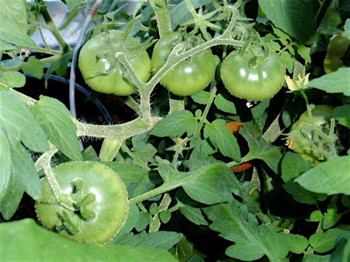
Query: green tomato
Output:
[[220, 51, 286, 101], [324, 32, 350, 73], [35, 161, 129, 244], [288, 105, 335, 165], [151, 32, 216, 96], [79, 30, 151, 96]]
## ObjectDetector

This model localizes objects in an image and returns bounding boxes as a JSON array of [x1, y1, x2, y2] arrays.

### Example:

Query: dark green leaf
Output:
[[310, 229, 348, 253], [0, 219, 178, 262], [114, 231, 182, 250], [204, 200, 305, 261], [180, 205, 208, 226], [334, 104, 350, 128], [31, 96, 83, 161], [295, 156, 350, 195], [307, 68, 350, 96], [150, 110, 198, 138], [204, 119, 240, 162], [240, 124, 283, 173], [281, 152, 312, 182], [258, 0, 319, 43], [102, 162, 148, 186], [191, 91, 211, 105]]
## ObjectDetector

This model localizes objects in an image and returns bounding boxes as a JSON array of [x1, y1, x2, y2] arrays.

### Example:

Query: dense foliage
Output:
[[0, 0, 349, 261]]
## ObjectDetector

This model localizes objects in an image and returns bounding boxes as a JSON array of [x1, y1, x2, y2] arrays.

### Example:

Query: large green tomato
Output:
[[220, 51, 286, 101], [287, 105, 335, 166], [35, 161, 129, 244], [151, 32, 216, 96], [323, 32, 350, 73], [79, 30, 151, 96]]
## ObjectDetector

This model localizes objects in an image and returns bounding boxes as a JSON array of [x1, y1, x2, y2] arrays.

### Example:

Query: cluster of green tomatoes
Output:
[[78, 30, 286, 101]]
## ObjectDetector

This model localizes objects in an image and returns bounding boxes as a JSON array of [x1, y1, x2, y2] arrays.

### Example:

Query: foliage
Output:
[[0, 0, 350, 261]]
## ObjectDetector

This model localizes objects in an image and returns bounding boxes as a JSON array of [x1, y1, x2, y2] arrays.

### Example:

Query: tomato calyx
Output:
[[37, 178, 98, 235]]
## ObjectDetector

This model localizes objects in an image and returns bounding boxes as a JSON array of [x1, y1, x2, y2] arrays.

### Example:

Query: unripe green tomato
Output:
[[288, 105, 334, 165], [220, 51, 286, 101], [35, 161, 129, 244], [79, 30, 151, 96], [151, 32, 216, 96], [324, 32, 350, 73]]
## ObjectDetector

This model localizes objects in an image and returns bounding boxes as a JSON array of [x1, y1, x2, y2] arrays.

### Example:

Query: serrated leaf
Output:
[[240, 124, 283, 173], [307, 68, 350, 96], [20, 56, 45, 79], [150, 110, 198, 138], [0, 91, 48, 152], [333, 105, 350, 128], [214, 94, 237, 114], [295, 156, 350, 195], [258, 0, 319, 44], [0, 0, 28, 31], [0, 18, 37, 48], [204, 200, 303, 261], [204, 119, 240, 162], [31, 96, 82, 161]]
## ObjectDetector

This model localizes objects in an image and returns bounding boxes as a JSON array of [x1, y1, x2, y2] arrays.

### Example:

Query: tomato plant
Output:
[[151, 32, 216, 96], [287, 105, 336, 165], [35, 161, 129, 244], [220, 51, 286, 101], [79, 30, 151, 96], [323, 32, 350, 73]]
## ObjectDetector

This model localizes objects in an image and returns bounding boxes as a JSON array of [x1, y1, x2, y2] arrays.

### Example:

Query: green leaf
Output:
[[295, 156, 350, 195], [0, 71, 26, 88], [310, 229, 347, 253], [204, 119, 240, 162], [307, 68, 350, 96], [334, 104, 350, 128], [150, 110, 198, 138], [20, 56, 45, 79], [31, 96, 83, 161], [214, 94, 237, 114], [113, 231, 182, 250], [180, 205, 208, 226], [102, 162, 148, 186], [170, 0, 212, 30], [0, 219, 178, 262], [258, 0, 319, 43], [0, 18, 37, 48], [283, 181, 327, 205], [191, 91, 211, 105], [296, 44, 311, 63], [0, 0, 28, 31], [0, 128, 11, 199], [281, 152, 312, 182], [204, 200, 304, 261], [240, 124, 283, 173], [0, 91, 48, 152]]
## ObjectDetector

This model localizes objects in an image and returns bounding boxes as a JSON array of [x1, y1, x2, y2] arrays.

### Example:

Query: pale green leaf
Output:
[[0, 0, 28, 31], [191, 91, 211, 105], [0, 71, 26, 88], [0, 18, 37, 48], [20, 56, 45, 79], [295, 156, 350, 195], [310, 229, 347, 253], [307, 68, 350, 96]]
